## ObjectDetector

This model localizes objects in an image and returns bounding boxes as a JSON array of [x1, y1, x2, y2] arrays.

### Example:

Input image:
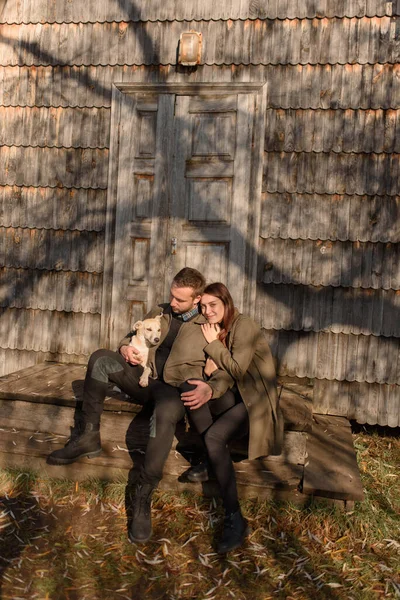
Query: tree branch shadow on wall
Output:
[[0, 0, 398, 596]]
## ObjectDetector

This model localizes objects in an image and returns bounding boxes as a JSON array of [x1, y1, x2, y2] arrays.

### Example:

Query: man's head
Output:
[[169, 267, 206, 314]]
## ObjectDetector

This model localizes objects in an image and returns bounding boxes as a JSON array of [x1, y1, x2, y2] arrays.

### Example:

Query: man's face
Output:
[[169, 285, 201, 315]]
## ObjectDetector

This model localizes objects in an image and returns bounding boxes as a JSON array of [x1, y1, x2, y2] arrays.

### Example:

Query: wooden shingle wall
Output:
[[0, 0, 399, 425]]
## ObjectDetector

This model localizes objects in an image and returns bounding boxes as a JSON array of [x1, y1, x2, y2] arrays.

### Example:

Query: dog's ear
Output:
[[156, 314, 163, 321], [133, 320, 143, 331]]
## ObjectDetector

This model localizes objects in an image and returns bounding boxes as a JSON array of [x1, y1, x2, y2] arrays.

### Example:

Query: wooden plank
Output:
[[100, 84, 123, 347], [0, 451, 131, 483], [279, 387, 313, 432], [0, 394, 306, 466], [244, 83, 267, 317], [225, 92, 253, 314], [229, 431, 307, 466], [189, 95, 238, 113], [0, 431, 134, 470], [0, 362, 74, 398], [0, 363, 85, 403], [117, 83, 265, 96], [185, 159, 234, 178], [303, 415, 364, 501], [24, 364, 87, 398], [0, 399, 147, 440], [109, 91, 144, 346], [0, 363, 142, 412], [278, 376, 314, 399], [0, 362, 53, 389], [181, 226, 231, 242], [264, 431, 307, 464], [234, 462, 303, 491], [0, 426, 305, 502], [146, 93, 174, 305]]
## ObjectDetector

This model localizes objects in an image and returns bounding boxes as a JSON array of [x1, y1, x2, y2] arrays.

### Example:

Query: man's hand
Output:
[[201, 323, 221, 343], [120, 345, 142, 365], [181, 380, 213, 410]]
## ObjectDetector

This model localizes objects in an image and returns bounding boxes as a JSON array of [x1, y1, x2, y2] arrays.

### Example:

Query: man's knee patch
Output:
[[91, 355, 124, 383]]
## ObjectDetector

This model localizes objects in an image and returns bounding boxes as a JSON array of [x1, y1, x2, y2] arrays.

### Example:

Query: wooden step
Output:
[[303, 414, 364, 502], [0, 362, 364, 504], [0, 426, 305, 501]]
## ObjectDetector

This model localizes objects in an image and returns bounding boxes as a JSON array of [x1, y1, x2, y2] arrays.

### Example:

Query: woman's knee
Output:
[[203, 427, 226, 454]]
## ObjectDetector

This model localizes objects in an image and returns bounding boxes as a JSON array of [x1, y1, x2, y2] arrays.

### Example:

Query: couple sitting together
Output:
[[47, 268, 283, 553]]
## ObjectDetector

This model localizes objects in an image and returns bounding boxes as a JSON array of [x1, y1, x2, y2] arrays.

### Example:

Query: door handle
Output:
[[171, 237, 177, 255]]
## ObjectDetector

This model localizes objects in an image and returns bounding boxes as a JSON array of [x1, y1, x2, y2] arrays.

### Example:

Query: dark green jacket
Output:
[[119, 304, 233, 399], [204, 312, 284, 459]]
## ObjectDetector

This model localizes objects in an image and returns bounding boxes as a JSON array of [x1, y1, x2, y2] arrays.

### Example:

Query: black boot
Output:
[[46, 423, 101, 465], [217, 510, 250, 554], [185, 461, 210, 482], [128, 483, 155, 544]]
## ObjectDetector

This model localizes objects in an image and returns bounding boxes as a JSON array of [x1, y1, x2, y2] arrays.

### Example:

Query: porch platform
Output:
[[0, 363, 364, 506]]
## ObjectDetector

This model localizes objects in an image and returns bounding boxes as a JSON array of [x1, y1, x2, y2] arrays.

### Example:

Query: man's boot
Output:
[[185, 460, 210, 482], [46, 423, 101, 465], [128, 482, 155, 544], [217, 509, 250, 554]]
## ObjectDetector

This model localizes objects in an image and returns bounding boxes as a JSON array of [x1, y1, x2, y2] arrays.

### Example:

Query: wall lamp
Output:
[[178, 30, 202, 66]]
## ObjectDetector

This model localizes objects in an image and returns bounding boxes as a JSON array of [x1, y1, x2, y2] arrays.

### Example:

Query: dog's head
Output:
[[133, 314, 162, 346]]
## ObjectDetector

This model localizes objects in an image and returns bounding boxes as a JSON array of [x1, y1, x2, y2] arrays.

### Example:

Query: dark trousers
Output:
[[202, 401, 249, 513], [81, 348, 157, 425], [140, 381, 237, 487], [141, 380, 248, 513]]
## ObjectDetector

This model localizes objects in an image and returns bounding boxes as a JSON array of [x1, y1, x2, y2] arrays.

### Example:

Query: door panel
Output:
[[108, 85, 265, 348], [166, 93, 254, 307], [110, 93, 173, 344]]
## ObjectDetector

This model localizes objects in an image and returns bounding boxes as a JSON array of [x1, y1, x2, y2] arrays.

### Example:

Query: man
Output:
[[128, 307, 236, 545], [47, 268, 232, 472]]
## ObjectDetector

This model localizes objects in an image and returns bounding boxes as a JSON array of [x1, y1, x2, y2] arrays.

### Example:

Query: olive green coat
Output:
[[204, 312, 284, 460], [119, 304, 233, 399]]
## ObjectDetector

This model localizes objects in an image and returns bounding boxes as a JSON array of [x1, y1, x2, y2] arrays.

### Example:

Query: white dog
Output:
[[129, 314, 162, 387]]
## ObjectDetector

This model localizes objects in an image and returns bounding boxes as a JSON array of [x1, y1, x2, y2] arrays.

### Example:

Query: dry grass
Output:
[[0, 428, 399, 600]]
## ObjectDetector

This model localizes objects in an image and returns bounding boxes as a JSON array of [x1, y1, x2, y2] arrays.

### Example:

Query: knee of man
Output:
[[88, 350, 123, 383], [154, 398, 185, 425], [87, 348, 112, 368]]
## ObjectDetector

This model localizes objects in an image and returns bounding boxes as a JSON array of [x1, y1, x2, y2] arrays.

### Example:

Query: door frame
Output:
[[100, 81, 267, 347]]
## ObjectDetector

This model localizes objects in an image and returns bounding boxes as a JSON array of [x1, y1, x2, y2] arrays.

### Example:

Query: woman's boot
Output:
[[217, 509, 250, 554]]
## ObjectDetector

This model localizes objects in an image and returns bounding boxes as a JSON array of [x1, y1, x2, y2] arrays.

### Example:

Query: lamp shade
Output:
[[178, 31, 202, 66]]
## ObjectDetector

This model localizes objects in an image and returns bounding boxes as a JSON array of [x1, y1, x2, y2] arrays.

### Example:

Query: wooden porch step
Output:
[[303, 414, 364, 502], [0, 363, 364, 504]]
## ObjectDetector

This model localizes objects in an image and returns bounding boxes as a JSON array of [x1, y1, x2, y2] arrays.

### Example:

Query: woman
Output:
[[182, 282, 284, 553]]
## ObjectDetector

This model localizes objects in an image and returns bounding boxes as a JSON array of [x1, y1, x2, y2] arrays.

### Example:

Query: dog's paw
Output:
[[139, 376, 149, 387]]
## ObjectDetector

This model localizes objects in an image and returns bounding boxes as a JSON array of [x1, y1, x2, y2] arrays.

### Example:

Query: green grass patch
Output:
[[0, 429, 399, 599]]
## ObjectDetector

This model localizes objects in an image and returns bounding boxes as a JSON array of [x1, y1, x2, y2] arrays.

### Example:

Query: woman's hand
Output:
[[201, 323, 221, 343]]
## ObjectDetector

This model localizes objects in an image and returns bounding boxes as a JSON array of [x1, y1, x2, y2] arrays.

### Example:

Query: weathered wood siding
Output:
[[0, 0, 399, 425]]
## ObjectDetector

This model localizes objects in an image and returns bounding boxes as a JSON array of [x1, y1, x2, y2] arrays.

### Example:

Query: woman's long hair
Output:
[[202, 282, 235, 346]]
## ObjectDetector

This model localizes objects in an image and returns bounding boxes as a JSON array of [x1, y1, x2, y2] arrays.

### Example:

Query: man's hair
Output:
[[172, 267, 206, 297]]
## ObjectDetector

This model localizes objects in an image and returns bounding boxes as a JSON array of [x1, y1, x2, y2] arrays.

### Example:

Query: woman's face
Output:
[[201, 294, 225, 325]]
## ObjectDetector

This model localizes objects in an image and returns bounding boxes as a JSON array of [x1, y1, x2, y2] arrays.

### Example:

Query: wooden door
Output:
[[105, 83, 266, 348]]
